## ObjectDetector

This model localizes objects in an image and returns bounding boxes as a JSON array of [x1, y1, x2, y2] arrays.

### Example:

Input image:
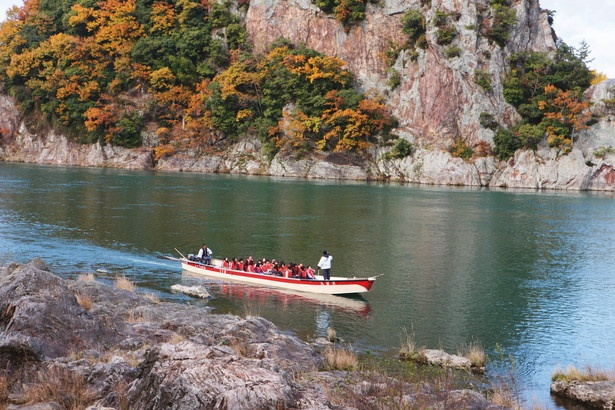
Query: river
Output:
[[1, 161, 614, 408]]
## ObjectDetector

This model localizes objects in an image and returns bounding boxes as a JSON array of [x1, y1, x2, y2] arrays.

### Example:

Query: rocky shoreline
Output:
[[0, 259, 507, 409], [2, 81, 615, 191], [2, 260, 614, 409]]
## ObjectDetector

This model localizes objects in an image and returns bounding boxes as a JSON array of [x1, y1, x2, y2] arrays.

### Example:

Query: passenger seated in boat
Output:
[[247, 259, 256, 272], [254, 261, 263, 273], [269, 263, 280, 276], [222, 257, 230, 268], [305, 265, 316, 279], [231, 257, 239, 270], [298, 263, 307, 279], [237, 258, 245, 271], [262, 259, 273, 272], [292, 263, 301, 278], [196, 244, 213, 264], [279, 262, 290, 278]]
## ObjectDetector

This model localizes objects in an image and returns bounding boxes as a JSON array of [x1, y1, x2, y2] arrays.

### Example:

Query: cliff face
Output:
[[246, 0, 554, 147]]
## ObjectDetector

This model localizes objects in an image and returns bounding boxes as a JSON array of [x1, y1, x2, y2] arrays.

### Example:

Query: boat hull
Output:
[[180, 259, 376, 295]]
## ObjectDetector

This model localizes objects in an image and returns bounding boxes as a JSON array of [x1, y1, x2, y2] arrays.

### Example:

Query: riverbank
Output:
[[1, 85, 615, 191], [0, 259, 515, 409]]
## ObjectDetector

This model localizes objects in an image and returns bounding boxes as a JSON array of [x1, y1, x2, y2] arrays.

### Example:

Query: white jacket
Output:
[[317, 255, 332, 269]]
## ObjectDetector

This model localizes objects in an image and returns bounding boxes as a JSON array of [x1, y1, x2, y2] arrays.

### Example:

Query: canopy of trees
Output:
[[0, 0, 394, 157], [494, 41, 594, 159]]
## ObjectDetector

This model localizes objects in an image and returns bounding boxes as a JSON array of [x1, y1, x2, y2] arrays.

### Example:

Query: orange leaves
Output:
[[69, 0, 144, 56], [317, 91, 390, 152], [539, 84, 591, 150], [276, 109, 320, 152], [212, 60, 263, 101], [84, 105, 117, 133], [539, 84, 590, 133], [321, 107, 371, 152], [286, 55, 350, 86]]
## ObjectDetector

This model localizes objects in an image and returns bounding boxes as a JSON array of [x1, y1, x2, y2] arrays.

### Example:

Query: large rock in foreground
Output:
[[551, 380, 615, 409], [0, 259, 322, 408]]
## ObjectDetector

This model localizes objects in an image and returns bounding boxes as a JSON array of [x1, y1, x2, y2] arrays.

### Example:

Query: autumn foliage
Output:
[[493, 41, 594, 159], [0, 0, 393, 155]]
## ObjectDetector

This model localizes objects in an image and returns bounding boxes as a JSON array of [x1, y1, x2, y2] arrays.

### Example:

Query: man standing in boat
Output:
[[197, 244, 213, 264], [317, 250, 333, 280]]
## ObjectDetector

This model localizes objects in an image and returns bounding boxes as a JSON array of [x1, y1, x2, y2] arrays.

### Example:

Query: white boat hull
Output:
[[180, 258, 377, 295]]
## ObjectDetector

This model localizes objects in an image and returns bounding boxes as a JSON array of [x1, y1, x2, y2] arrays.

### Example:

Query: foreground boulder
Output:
[[0, 259, 321, 408], [551, 379, 615, 409]]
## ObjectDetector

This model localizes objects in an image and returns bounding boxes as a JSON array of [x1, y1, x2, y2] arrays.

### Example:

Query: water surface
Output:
[[1, 162, 614, 408]]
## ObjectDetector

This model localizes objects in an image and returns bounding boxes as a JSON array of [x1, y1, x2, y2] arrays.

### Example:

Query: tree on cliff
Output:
[[494, 40, 594, 159], [0, 0, 394, 158]]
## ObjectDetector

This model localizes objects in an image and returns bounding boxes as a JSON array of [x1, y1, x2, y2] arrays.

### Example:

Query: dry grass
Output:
[[552, 365, 614, 383], [101, 349, 142, 368], [75, 293, 93, 311], [487, 384, 524, 410], [169, 333, 186, 345], [111, 379, 130, 410], [323, 346, 358, 371], [458, 341, 485, 368], [0, 372, 9, 405], [114, 275, 136, 292], [124, 309, 146, 323], [326, 327, 337, 343], [143, 291, 160, 303], [241, 303, 260, 318], [229, 338, 249, 357], [77, 273, 95, 282], [399, 333, 424, 361], [23, 365, 97, 409]]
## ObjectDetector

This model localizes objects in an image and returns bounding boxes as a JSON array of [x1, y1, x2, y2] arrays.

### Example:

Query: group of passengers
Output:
[[222, 256, 317, 279]]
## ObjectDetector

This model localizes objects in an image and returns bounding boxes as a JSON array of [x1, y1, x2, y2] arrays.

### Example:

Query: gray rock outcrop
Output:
[[551, 379, 615, 409]]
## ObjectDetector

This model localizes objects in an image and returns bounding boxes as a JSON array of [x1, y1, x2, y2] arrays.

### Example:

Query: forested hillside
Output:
[[0, 0, 394, 162], [0, 0, 602, 168]]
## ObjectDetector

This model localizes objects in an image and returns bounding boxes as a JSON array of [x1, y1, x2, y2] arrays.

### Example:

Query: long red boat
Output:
[[179, 257, 379, 295]]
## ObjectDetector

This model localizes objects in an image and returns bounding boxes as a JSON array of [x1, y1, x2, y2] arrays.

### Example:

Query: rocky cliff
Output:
[[1, 0, 615, 191]]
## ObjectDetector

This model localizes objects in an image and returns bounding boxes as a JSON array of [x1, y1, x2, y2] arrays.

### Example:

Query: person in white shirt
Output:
[[197, 244, 213, 264], [317, 250, 333, 280]]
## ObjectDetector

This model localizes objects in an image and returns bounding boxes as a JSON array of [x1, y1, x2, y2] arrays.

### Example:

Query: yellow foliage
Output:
[[7, 49, 40, 79], [213, 61, 263, 101], [590, 70, 608, 85], [68, 3, 96, 30], [149, 67, 176, 91], [236, 109, 253, 121], [154, 144, 177, 161], [287, 55, 350, 85], [151, 2, 177, 34], [546, 126, 572, 153], [0, 19, 26, 69]]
